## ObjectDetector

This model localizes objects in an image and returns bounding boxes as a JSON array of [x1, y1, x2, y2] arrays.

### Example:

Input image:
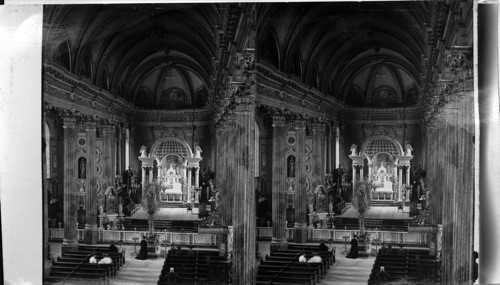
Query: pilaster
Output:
[[293, 119, 308, 243], [62, 115, 79, 252], [84, 121, 98, 244], [271, 115, 287, 249]]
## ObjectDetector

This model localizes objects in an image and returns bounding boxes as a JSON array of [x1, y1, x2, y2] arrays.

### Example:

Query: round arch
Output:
[[360, 135, 404, 158], [150, 137, 194, 165]]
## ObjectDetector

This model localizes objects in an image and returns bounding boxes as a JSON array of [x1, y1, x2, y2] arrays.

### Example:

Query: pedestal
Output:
[[107, 213, 118, 230], [84, 228, 98, 245]]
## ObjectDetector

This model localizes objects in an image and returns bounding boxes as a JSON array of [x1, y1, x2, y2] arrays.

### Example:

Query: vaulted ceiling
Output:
[[256, 2, 431, 108], [44, 4, 220, 110]]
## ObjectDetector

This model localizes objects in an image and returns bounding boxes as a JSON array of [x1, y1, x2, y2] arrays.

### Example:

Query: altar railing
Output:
[[49, 228, 217, 246], [256, 227, 426, 244]]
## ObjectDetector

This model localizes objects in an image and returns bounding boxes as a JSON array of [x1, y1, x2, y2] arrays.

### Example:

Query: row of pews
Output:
[[368, 247, 440, 285], [256, 243, 335, 285], [45, 245, 125, 285], [157, 248, 228, 284]]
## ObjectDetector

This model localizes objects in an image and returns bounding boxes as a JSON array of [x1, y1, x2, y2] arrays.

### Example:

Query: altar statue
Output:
[[195, 145, 202, 158], [405, 144, 413, 156], [350, 144, 358, 156], [140, 145, 148, 157]]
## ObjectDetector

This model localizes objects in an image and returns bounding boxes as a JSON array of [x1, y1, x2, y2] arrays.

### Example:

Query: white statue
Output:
[[405, 144, 413, 156], [350, 144, 358, 156], [194, 145, 202, 158], [140, 145, 148, 157]]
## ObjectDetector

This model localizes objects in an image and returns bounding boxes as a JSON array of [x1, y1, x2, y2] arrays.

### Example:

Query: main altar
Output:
[[138, 137, 202, 205], [349, 135, 413, 202]]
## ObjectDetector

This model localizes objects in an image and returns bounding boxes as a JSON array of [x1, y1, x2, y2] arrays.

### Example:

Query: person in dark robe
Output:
[[109, 241, 118, 253], [164, 267, 181, 284], [135, 236, 148, 260], [376, 266, 390, 282], [168, 244, 178, 256], [346, 235, 358, 259], [318, 240, 328, 252]]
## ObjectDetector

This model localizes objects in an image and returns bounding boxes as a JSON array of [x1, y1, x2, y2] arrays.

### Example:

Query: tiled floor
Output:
[[48, 241, 375, 285]]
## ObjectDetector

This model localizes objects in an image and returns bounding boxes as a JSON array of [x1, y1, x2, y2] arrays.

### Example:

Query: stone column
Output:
[[62, 115, 79, 252], [231, 93, 256, 284], [311, 122, 324, 192], [398, 166, 403, 202], [116, 126, 122, 175], [128, 125, 135, 171], [102, 124, 115, 189], [84, 122, 98, 244], [293, 119, 308, 243], [360, 167, 364, 182], [195, 168, 200, 187], [352, 165, 357, 190], [406, 165, 411, 186], [149, 168, 153, 183], [327, 129, 332, 174], [187, 168, 192, 203], [271, 115, 287, 250], [219, 117, 234, 226], [141, 166, 147, 203], [124, 125, 130, 169]]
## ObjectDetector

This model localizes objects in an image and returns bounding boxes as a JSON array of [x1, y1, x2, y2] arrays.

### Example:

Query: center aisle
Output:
[[110, 253, 164, 285], [319, 245, 375, 285]]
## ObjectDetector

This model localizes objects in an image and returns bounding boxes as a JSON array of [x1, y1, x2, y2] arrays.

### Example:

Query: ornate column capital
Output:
[[84, 121, 98, 131], [293, 119, 307, 130], [62, 116, 77, 129], [101, 124, 115, 134], [311, 122, 325, 134], [271, 115, 285, 127]]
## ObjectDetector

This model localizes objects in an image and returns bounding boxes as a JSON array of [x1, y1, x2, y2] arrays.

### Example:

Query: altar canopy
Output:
[[138, 137, 202, 204], [349, 135, 413, 202]]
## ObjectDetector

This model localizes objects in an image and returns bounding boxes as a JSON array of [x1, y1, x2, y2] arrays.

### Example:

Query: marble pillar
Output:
[[62, 116, 79, 252], [141, 166, 147, 203], [231, 95, 256, 284], [128, 125, 135, 171], [220, 117, 235, 226], [148, 168, 153, 183], [117, 126, 122, 175], [271, 115, 287, 249], [102, 124, 115, 189], [406, 165, 411, 186], [293, 119, 308, 243], [84, 122, 98, 244], [311, 122, 323, 191], [398, 166, 403, 201], [195, 168, 200, 187], [187, 168, 192, 203], [352, 166, 357, 190]]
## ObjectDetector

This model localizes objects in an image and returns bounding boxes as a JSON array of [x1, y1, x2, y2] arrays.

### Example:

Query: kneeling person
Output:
[[307, 252, 322, 263], [98, 254, 113, 265]]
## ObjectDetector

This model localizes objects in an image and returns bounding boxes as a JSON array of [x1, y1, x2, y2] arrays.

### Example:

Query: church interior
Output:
[[29, 1, 484, 284]]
